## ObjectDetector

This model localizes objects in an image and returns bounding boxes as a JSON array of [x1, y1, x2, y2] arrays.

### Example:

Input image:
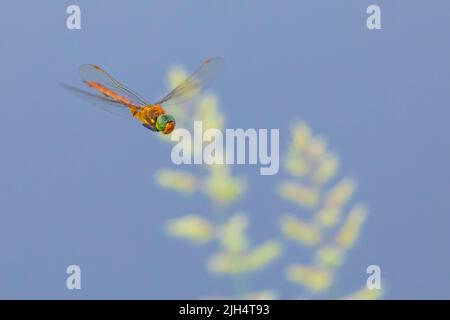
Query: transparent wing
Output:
[[155, 57, 224, 106], [59, 83, 140, 119], [79, 64, 151, 107]]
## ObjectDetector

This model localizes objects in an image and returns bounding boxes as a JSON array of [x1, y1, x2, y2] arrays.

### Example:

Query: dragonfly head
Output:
[[156, 114, 176, 134]]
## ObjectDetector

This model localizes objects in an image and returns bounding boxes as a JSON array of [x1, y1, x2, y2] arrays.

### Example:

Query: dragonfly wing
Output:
[[60, 83, 139, 119], [155, 57, 224, 106], [79, 64, 151, 107]]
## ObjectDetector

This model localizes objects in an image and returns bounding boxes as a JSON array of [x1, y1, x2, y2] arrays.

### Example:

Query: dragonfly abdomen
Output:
[[83, 81, 134, 106]]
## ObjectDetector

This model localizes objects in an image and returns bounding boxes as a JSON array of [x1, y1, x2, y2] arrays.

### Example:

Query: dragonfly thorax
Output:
[[139, 105, 175, 134]]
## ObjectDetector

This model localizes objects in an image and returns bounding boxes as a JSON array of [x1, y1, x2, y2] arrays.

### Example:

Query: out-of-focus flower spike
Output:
[[167, 65, 189, 90], [195, 94, 224, 131], [314, 153, 339, 185], [286, 264, 333, 293], [325, 177, 356, 208], [284, 150, 309, 177], [244, 290, 278, 300], [341, 286, 384, 300], [201, 167, 246, 206], [208, 252, 243, 274], [166, 214, 214, 244], [336, 204, 368, 249], [306, 136, 327, 161], [208, 239, 282, 275], [165, 66, 190, 122], [202, 290, 278, 300], [247, 239, 283, 271], [278, 181, 320, 208], [292, 122, 311, 150], [155, 169, 197, 194], [219, 213, 249, 253], [316, 207, 342, 228], [280, 214, 321, 246], [315, 245, 345, 268]]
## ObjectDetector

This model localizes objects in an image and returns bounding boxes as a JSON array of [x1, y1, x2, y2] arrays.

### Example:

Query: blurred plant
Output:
[[154, 63, 382, 300], [279, 123, 382, 298], [155, 64, 281, 298]]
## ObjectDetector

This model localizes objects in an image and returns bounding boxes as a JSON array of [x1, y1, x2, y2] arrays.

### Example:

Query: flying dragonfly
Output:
[[61, 57, 224, 134]]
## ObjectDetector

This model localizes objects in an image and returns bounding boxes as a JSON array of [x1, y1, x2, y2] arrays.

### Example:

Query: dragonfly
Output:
[[61, 57, 224, 134]]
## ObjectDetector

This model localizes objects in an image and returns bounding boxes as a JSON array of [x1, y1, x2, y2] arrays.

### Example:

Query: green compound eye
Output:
[[156, 114, 176, 133]]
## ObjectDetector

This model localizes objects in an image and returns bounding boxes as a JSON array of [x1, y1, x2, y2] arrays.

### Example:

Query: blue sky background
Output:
[[0, 1, 449, 299]]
